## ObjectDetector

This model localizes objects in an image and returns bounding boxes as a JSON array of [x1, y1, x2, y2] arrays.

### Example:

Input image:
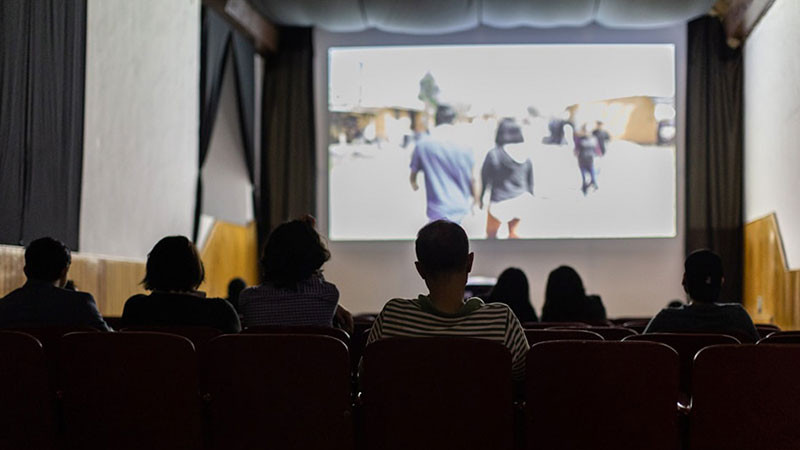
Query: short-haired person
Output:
[[644, 249, 759, 342], [239, 217, 352, 333], [410, 104, 477, 224], [121, 236, 241, 333], [366, 220, 529, 379], [0, 237, 110, 330]]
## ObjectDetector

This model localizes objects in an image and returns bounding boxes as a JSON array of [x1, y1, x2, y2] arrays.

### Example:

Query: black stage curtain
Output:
[[0, 0, 86, 249], [259, 27, 316, 249], [195, 8, 256, 241], [686, 16, 744, 302]]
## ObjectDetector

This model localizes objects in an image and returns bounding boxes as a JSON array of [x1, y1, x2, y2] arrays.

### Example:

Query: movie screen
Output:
[[327, 44, 677, 240]]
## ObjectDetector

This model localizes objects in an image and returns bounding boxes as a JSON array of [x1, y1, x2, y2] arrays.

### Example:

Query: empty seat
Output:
[[690, 344, 800, 450], [242, 325, 350, 345], [610, 317, 652, 326], [526, 341, 679, 450], [205, 334, 352, 450], [362, 337, 513, 450], [758, 330, 800, 344], [624, 333, 739, 400], [524, 329, 603, 345], [59, 332, 202, 450], [0, 331, 56, 450], [621, 320, 651, 333], [522, 321, 588, 329], [553, 326, 637, 340]]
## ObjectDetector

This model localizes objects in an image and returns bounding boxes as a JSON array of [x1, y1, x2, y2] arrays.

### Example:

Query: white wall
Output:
[[201, 53, 254, 225], [80, 0, 200, 259], [314, 25, 687, 316], [744, 0, 800, 269]]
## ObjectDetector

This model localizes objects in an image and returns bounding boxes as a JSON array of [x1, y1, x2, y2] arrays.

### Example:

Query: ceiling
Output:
[[250, 0, 717, 34]]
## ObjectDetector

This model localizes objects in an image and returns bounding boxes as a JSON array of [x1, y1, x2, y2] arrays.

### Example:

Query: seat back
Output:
[[553, 326, 637, 340], [690, 344, 800, 450], [526, 341, 679, 450], [621, 320, 650, 333], [242, 325, 350, 346], [521, 321, 588, 329], [758, 330, 800, 344], [59, 332, 202, 450], [624, 333, 739, 397], [205, 334, 352, 450], [0, 331, 56, 450], [524, 329, 603, 345], [120, 326, 222, 352], [362, 337, 513, 450], [755, 323, 781, 339]]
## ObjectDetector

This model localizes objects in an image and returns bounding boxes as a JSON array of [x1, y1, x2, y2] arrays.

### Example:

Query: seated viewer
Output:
[[644, 249, 759, 342], [0, 237, 109, 330], [366, 220, 529, 379]]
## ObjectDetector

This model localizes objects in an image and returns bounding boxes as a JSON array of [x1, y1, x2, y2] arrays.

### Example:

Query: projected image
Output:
[[327, 44, 677, 240]]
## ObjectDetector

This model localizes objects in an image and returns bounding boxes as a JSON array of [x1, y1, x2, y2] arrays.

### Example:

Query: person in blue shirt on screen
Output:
[[409, 104, 476, 224]]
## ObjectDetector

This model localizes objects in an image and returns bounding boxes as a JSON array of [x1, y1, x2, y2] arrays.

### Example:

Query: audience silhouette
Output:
[[487, 267, 538, 323], [366, 220, 529, 379], [541, 265, 606, 323], [0, 237, 110, 330], [645, 249, 759, 342], [121, 235, 241, 333], [239, 216, 353, 333]]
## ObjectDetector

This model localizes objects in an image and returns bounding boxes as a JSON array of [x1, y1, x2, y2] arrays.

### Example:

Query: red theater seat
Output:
[[552, 326, 637, 340], [624, 333, 739, 400], [526, 341, 679, 450], [59, 332, 202, 450], [758, 330, 800, 344], [204, 334, 352, 450], [755, 323, 781, 339], [242, 325, 350, 346], [524, 329, 603, 345], [362, 337, 513, 450], [690, 344, 800, 450], [0, 331, 56, 450], [621, 320, 651, 333], [522, 321, 588, 329], [120, 326, 222, 352]]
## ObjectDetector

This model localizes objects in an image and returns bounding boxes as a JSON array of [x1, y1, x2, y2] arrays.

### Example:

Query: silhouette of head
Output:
[[488, 267, 536, 321], [227, 278, 246, 299], [143, 236, 205, 292], [261, 218, 330, 289], [415, 220, 472, 280], [542, 265, 587, 321], [435, 104, 456, 126], [24, 237, 71, 285], [683, 249, 723, 303], [495, 118, 524, 146]]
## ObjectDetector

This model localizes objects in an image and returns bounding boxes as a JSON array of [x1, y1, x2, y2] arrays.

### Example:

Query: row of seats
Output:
[[1, 329, 799, 450]]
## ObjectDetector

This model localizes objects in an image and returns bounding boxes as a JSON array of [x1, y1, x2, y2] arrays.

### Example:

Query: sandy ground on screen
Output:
[[329, 140, 675, 240]]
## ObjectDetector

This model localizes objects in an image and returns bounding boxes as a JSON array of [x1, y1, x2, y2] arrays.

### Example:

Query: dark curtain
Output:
[[194, 8, 257, 240], [0, 0, 86, 249], [259, 27, 316, 248], [686, 16, 744, 302]]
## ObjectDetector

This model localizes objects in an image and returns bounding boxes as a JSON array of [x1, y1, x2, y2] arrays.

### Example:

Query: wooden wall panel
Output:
[[743, 213, 800, 330], [199, 220, 260, 299]]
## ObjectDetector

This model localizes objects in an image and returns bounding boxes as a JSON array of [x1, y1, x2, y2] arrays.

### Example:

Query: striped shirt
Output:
[[367, 295, 529, 379], [239, 275, 339, 328]]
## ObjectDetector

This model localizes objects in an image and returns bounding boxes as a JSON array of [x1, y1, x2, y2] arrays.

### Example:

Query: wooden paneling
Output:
[[744, 213, 800, 330], [199, 220, 260, 299], [0, 245, 146, 317]]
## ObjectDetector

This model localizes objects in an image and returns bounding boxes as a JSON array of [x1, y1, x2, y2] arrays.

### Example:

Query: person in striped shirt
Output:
[[366, 220, 529, 379]]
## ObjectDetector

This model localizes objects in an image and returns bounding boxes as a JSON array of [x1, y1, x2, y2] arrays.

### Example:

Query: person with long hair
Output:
[[121, 235, 241, 333], [239, 216, 352, 333], [541, 265, 605, 322], [487, 267, 538, 323], [479, 118, 534, 239]]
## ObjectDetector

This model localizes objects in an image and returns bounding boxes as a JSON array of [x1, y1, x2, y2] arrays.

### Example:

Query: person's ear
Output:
[[466, 252, 474, 274], [415, 261, 426, 280]]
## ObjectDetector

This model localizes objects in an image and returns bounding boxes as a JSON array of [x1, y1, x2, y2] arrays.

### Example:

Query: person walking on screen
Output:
[[573, 123, 600, 196], [479, 118, 534, 239], [410, 104, 477, 224]]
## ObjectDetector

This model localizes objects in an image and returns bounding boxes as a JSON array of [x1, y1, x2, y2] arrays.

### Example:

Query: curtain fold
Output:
[[0, 0, 86, 249], [259, 27, 316, 249], [685, 16, 744, 302]]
